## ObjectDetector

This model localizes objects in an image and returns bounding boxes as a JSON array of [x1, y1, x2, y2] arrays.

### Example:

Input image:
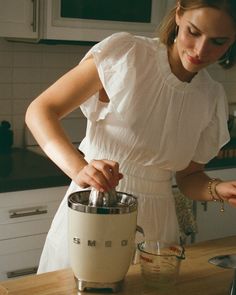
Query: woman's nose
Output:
[[194, 38, 209, 59]]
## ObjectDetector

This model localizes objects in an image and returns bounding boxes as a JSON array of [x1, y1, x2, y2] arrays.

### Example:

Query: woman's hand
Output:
[[74, 159, 123, 192], [216, 181, 236, 207]]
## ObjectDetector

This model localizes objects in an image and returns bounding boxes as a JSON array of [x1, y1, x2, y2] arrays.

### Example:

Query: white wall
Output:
[[0, 38, 91, 147], [0, 37, 236, 148]]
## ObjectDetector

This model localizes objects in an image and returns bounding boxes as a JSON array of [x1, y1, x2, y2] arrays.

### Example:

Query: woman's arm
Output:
[[176, 161, 210, 201], [176, 161, 236, 207], [25, 57, 122, 192]]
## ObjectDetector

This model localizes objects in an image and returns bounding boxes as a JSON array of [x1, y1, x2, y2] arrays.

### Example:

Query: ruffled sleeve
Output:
[[192, 85, 230, 164], [80, 32, 138, 121]]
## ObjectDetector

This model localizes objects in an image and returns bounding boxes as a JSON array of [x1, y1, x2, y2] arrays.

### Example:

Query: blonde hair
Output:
[[159, 0, 236, 69]]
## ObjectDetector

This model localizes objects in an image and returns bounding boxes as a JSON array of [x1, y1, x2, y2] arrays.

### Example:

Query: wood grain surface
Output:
[[1, 236, 236, 295]]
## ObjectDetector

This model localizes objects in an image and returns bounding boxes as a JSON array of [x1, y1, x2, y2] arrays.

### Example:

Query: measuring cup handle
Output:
[[136, 225, 144, 236], [131, 225, 144, 265]]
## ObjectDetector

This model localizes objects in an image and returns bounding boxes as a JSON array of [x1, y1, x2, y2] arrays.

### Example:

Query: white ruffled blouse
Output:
[[80, 32, 230, 173]]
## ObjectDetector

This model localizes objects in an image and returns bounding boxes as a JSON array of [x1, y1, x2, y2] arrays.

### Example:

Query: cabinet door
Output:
[[0, 186, 67, 280], [0, 0, 39, 39], [0, 234, 46, 281], [195, 201, 236, 242]]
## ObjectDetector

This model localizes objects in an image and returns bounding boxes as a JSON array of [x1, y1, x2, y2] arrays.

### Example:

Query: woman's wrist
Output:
[[207, 178, 225, 212], [208, 178, 222, 201]]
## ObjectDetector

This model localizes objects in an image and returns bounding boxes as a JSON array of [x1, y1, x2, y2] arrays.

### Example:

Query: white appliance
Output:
[[68, 190, 138, 292], [43, 0, 167, 42]]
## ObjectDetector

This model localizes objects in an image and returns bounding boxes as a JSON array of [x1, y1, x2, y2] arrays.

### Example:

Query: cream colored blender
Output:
[[68, 189, 139, 292]]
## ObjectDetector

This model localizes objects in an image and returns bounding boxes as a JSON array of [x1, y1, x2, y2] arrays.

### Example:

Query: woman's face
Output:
[[174, 6, 236, 74]]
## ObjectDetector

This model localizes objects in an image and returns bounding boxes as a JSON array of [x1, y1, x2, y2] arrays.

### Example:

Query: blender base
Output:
[[77, 279, 123, 293]]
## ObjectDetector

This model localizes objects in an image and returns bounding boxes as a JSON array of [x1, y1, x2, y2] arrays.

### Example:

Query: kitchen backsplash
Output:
[[0, 37, 236, 148], [0, 37, 91, 148]]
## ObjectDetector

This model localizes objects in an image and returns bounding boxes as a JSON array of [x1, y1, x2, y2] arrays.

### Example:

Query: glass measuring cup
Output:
[[138, 240, 185, 290]]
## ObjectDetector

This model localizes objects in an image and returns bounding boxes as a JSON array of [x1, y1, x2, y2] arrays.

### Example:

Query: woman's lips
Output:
[[187, 54, 203, 65]]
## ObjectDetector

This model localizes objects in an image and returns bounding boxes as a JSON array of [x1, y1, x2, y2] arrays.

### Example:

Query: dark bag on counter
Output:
[[0, 120, 13, 153]]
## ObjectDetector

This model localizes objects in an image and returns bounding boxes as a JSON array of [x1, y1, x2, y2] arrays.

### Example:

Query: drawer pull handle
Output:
[[9, 206, 48, 218], [7, 266, 38, 278], [31, 0, 38, 32]]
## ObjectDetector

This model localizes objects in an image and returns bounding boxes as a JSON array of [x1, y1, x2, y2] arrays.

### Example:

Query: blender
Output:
[[68, 189, 140, 292]]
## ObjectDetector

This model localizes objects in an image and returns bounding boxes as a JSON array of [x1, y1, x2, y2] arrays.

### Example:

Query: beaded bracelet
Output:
[[208, 178, 225, 212]]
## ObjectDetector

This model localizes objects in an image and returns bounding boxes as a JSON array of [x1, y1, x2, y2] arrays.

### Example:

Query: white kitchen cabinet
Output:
[[0, 186, 67, 281], [0, 0, 39, 40], [195, 200, 236, 243], [194, 168, 236, 243]]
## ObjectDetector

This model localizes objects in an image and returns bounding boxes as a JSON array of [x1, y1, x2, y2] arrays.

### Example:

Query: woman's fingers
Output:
[[228, 198, 236, 207], [99, 160, 121, 186], [82, 163, 111, 192], [91, 159, 122, 189], [76, 159, 122, 192], [216, 181, 236, 207]]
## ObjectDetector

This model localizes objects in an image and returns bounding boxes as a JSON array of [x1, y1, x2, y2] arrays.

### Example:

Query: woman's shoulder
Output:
[[103, 31, 134, 43], [90, 32, 158, 67], [97, 31, 135, 47], [203, 69, 225, 94], [97, 32, 158, 51], [104, 31, 156, 41]]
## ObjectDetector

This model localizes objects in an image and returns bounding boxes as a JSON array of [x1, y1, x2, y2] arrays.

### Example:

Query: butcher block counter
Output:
[[1, 236, 236, 295]]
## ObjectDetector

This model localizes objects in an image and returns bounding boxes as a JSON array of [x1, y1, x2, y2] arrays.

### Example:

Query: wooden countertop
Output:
[[1, 236, 236, 295]]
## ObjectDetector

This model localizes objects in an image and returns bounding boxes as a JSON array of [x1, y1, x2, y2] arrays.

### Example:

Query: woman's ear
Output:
[[175, 4, 181, 26]]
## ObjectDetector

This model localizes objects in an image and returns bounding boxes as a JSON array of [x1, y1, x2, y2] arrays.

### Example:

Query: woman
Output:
[[26, 0, 236, 273]]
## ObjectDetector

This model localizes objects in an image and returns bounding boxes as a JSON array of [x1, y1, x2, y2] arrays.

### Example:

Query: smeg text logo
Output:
[[73, 237, 128, 247]]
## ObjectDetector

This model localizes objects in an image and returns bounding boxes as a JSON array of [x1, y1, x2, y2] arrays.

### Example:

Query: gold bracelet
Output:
[[208, 178, 220, 200], [208, 178, 225, 212], [214, 181, 225, 212]]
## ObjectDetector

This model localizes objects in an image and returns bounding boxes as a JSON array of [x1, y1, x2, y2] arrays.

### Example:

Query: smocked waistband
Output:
[[118, 160, 172, 196], [117, 172, 172, 196], [84, 152, 173, 196]]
